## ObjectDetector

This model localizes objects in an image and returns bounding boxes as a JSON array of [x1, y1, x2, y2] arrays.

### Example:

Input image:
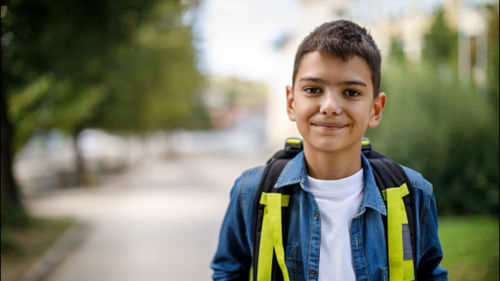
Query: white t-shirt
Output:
[[308, 169, 365, 281]]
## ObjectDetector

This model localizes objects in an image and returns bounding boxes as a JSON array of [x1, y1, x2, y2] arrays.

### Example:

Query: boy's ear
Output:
[[286, 85, 296, 121], [368, 92, 386, 128]]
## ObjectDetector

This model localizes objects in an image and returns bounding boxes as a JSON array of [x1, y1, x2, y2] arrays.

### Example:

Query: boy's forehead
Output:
[[295, 51, 372, 84]]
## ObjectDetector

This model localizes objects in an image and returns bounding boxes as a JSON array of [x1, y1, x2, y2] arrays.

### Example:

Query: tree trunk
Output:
[[1, 86, 26, 224], [72, 128, 93, 187]]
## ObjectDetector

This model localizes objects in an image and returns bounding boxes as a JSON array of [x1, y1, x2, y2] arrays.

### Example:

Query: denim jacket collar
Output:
[[274, 151, 387, 216]]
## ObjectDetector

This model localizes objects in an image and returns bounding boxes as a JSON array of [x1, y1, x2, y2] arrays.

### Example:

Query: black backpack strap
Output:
[[251, 138, 300, 281], [364, 148, 418, 278]]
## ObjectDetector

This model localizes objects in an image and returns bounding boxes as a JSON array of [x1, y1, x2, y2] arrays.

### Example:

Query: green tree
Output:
[[1, 0, 208, 225], [367, 7, 499, 215], [422, 9, 458, 68], [369, 60, 498, 214], [388, 37, 406, 63], [484, 5, 499, 114], [1, 77, 25, 225], [87, 1, 209, 133]]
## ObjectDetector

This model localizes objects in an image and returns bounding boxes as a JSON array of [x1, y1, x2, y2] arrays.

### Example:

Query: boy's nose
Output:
[[319, 93, 342, 115]]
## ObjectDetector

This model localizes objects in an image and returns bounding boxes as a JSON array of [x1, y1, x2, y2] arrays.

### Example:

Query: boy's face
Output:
[[286, 51, 386, 156]]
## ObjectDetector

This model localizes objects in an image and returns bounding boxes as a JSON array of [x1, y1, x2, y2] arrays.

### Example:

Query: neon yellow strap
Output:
[[386, 186, 404, 281], [382, 183, 415, 281], [381, 183, 409, 200], [257, 193, 290, 281], [403, 260, 415, 281]]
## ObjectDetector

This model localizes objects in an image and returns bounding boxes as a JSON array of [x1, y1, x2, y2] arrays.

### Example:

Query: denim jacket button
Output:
[[309, 269, 317, 276], [314, 213, 319, 220]]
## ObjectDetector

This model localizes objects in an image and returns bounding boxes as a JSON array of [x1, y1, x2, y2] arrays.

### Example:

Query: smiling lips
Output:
[[311, 121, 348, 131]]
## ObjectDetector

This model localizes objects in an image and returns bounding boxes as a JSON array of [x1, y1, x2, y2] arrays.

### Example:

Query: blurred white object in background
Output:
[[14, 110, 267, 198], [14, 129, 139, 197], [14, 130, 77, 197], [78, 129, 132, 173]]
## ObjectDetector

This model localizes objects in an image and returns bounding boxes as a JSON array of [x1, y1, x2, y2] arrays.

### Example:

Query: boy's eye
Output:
[[304, 87, 321, 94], [344, 89, 361, 97]]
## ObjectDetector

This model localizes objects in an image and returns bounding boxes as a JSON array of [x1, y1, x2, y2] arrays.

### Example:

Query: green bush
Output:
[[366, 60, 499, 215]]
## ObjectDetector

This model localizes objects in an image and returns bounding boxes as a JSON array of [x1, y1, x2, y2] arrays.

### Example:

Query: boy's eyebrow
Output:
[[299, 76, 368, 87], [298, 77, 327, 84], [339, 80, 368, 87]]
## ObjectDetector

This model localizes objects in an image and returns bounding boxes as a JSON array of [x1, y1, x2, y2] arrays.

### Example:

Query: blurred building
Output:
[[265, 0, 497, 149]]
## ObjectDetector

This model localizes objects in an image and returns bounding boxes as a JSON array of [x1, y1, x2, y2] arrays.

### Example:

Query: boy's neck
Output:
[[303, 145, 362, 180]]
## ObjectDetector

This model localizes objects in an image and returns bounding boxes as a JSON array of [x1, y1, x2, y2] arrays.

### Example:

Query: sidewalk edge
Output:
[[18, 220, 92, 281]]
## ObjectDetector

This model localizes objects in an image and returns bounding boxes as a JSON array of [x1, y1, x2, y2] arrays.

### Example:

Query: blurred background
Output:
[[1, 0, 498, 280]]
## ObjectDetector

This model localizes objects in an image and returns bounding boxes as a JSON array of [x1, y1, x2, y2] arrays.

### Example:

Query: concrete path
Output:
[[26, 154, 266, 281]]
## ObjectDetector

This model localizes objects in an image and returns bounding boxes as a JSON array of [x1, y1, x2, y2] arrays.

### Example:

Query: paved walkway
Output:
[[26, 154, 266, 281]]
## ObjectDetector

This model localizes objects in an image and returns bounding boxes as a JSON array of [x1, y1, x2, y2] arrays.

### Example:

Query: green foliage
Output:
[[367, 8, 499, 215], [89, 1, 211, 133], [485, 7, 499, 114], [388, 37, 406, 63], [1, 201, 29, 253], [422, 9, 458, 68], [2, 0, 209, 151], [7, 74, 105, 150], [0, 203, 28, 230], [439, 216, 499, 281], [368, 60, 498, 214]]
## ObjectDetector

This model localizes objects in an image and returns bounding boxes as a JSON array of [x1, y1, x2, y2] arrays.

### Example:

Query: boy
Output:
[[211, 20, 447, 281]]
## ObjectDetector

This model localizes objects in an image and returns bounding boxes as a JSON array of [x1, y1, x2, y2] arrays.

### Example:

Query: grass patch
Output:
[[439, 216, 499, 281], [1, 216, 76, 281]]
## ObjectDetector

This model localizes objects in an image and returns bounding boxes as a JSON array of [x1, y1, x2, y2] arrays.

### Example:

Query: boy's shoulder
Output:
[[233, 148, 304, 194], [399, 164, 434, 197], [239, 165, 266, 186], [228, 165, 267, 215], [363, 148, 434, 197], [232, 165, 266, 196]]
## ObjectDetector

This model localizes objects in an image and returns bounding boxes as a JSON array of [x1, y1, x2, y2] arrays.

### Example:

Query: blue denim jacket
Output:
[[211, 151, 448, 281]]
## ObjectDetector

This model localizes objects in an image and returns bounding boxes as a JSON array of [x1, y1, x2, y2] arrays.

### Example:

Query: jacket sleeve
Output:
[[211, 171, 256, 281], [417, 191, 448, 281]]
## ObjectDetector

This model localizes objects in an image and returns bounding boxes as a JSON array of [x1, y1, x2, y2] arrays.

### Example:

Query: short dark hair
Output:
[[292, 20, 381, 97]]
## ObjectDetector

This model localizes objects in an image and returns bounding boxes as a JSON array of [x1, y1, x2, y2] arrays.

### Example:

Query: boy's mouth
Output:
[[311, 121, 348, 130]]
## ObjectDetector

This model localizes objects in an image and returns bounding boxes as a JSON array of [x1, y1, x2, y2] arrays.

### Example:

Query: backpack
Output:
[[250, 138, 417, 281]]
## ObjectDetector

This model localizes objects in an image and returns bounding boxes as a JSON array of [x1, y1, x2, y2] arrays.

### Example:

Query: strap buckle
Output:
[[284, 137, 303, 153], [362, 137, 371, 152]]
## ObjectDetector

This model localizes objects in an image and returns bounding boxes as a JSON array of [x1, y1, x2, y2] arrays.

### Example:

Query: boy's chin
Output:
[[304, 138, 361, 155]]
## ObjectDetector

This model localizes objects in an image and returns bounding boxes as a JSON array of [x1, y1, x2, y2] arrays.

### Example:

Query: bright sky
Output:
[[194, 0, 299, 82]]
